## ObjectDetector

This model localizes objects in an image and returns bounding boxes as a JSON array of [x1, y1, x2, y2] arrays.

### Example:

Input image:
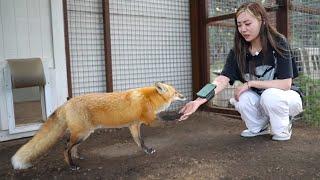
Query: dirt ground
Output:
[[1, 111, 320, 179]]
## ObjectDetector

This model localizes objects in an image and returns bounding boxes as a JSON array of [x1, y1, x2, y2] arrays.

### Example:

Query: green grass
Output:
[[295, 74, 320, 126]]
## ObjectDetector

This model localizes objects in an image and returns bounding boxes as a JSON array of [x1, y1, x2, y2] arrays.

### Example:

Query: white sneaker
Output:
[[272, 132, 291, 141], [241, 128, 270, 137], [272, 123, 292, 141]]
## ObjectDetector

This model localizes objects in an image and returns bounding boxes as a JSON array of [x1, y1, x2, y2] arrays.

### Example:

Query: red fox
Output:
[[11, 82, 185, 170]]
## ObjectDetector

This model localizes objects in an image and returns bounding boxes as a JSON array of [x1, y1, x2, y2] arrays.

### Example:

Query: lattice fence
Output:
[[290, 0, 320, 125], [66, 0, 107, 96], [109, 0, 192, 109]]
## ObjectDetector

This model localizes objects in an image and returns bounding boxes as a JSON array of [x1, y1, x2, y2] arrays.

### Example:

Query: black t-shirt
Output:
[[221, 37, 298, 95]]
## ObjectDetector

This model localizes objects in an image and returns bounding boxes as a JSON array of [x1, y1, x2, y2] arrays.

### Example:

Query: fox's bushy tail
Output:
[[11, 109, 67, 170]]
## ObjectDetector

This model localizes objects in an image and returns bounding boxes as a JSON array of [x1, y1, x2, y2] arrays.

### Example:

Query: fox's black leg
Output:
[[64, 134, 84, 170], [140, 137, 156, 154], [129, 123, 156, 155]]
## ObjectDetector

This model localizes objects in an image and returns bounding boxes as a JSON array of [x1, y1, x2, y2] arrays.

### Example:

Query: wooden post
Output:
[[190, 0, 209, 99], [62, 0, 73, 99], [276, 0, 290, 39], [102, 0, 113, 92]]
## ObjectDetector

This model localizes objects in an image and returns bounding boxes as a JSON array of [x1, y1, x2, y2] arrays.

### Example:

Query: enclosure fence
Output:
[[290, 0, 320, 125], [64, 0, 107, 97], [64, 0, 193, 110]]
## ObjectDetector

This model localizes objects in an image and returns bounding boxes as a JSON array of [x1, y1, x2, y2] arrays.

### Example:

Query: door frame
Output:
[[0, 0, 67, 138]]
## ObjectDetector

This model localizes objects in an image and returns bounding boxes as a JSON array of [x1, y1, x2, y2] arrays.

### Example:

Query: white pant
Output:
[[233, 88, 303, 135]]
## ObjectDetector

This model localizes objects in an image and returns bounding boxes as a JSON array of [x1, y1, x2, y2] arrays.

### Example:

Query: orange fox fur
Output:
[[11, 82, 185, 170]]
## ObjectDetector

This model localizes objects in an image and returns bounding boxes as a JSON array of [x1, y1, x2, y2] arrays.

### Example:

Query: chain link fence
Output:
[[290, 0, 320, 125], [66, 0, 107, 96], [65, 0, 192, 110]]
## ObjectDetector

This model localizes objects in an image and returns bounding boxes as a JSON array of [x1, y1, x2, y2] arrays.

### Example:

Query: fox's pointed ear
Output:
[[155, 82, 167, 94]]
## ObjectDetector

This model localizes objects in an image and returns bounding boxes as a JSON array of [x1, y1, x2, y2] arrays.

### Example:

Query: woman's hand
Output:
[[234, 82, 250, 101], [179, 98, 207, 121]]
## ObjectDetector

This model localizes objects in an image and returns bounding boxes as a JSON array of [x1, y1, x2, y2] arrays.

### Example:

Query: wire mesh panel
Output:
[[109, 0, 192, 110], [208, 19, 235, 107], [66, 0, 106, 96], [290, 0, 320, 125], [208, 1, 277, 108], [207, 0, 277, 18]]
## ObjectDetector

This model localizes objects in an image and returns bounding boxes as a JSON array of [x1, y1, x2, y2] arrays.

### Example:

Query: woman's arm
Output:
[[213, 75, 231, 94], [248, 78, 292, 91], [192, 75, 231, 105], [179, 75, 230, 120], [234, 78, 292, 101]]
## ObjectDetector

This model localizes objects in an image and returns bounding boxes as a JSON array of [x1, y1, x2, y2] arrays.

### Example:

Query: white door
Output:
[[0, 0, 54, 134]]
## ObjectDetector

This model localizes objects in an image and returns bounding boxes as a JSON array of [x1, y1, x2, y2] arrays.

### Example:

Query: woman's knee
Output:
[[260, 88, 288, 111], [237, 91, 259, 111]]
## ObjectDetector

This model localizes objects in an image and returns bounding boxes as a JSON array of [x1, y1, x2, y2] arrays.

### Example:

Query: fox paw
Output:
[[70, 165, 80, 171], [144, 148, 156, 155]]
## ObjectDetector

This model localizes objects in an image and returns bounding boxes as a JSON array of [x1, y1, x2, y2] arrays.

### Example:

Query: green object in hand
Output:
[[196, 83, 217, 100]]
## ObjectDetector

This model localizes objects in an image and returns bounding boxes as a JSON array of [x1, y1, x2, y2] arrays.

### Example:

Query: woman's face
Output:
[[236, 11, 262, 43]]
